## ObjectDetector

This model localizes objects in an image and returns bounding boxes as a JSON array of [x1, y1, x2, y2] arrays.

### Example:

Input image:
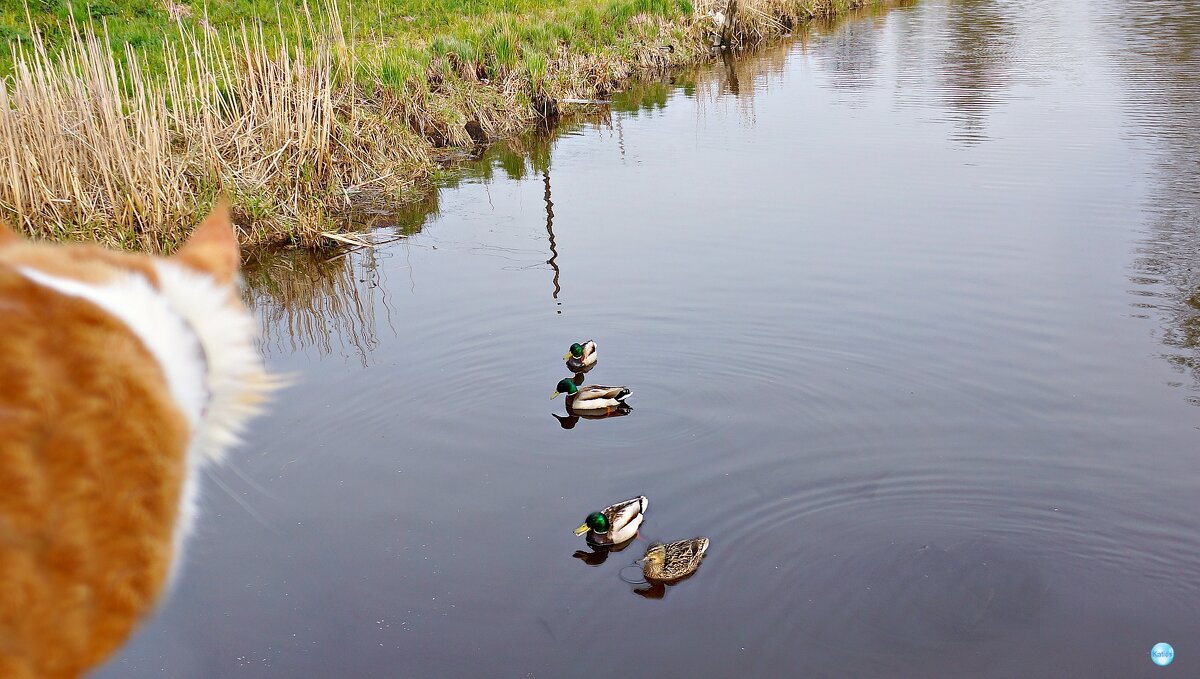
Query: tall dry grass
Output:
[[0, 4, 428, 249], [0, 0, 889, 249]]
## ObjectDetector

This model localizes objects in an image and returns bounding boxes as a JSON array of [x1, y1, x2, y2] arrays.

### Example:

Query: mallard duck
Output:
[[574, 496, 648, 546], [551, 379, 630, 409], [564, 340, 597, 373], [642, 537, 710, 582]]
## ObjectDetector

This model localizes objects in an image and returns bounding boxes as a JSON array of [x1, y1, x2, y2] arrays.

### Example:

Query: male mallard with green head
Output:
[[574, 496, 648, 546], [564, 340, 597, 373], [642, 537, 710, 582], [551, 379, 630, 409]]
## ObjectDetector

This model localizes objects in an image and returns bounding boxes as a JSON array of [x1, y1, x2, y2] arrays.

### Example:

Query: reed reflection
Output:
[[695, 40, 789, 124], [936, 0, 1018, 144], [544, 169, 560, 300], [809, 0, 1014, 144], [241, 191, 440, 364], [243, 246, 386, 366], [1115, 1, 1200, 400], [814, 7, 886, 94]]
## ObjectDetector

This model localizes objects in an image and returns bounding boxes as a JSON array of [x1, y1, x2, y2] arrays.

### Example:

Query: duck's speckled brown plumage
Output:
[[643, 537, 710, 582]]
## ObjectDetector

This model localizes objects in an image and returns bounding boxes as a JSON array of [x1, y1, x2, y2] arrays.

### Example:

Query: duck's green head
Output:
[[564, 342, 584, 360], [551, 378, 578, 399], [574, 511, 609, 536]]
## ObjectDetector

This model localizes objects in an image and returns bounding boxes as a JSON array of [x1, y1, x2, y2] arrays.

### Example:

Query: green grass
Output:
[[0, 0, 697, 82]]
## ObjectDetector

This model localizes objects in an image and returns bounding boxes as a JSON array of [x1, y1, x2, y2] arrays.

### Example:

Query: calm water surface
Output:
[[101, 1, 1200, 676]]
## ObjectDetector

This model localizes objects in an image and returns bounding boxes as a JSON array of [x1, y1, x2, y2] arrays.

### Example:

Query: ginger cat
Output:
[[0, 202, 271, 677]]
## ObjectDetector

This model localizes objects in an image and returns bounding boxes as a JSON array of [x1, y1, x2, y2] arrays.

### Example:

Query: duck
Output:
[[564, 340, 597, 373], [642, 537, 710, 582], [574, 496, 648, 546], [551, 379, 630, 409]]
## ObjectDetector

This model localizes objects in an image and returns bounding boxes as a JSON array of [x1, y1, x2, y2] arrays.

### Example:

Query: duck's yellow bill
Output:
[[574, 523, 590, 536], [563, 352, 573, 360], [551, 391, 560, 399]]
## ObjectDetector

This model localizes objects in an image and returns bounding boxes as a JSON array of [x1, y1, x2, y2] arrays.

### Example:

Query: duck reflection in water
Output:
[[571, 537, 637, 566], [633, 581, 669, 599], [631, 571, 702, 599], [552, 401, 632, 429]]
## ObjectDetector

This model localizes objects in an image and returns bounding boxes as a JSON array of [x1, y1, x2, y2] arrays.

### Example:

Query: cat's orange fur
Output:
[[0, 203, 268, 677]]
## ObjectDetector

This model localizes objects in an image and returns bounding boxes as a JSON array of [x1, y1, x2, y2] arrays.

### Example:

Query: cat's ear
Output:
[[0, 218, 22, 247], [175, 198, 239, 284]]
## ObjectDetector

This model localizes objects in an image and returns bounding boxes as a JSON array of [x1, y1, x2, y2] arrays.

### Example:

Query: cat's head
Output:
[[0, 200, 273, 462]]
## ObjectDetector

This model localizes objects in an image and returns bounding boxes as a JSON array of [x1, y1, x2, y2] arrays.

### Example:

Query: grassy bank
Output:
[[0, 0, 884, 250]]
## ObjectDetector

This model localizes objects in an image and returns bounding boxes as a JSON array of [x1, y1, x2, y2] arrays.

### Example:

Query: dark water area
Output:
[[100, 1, 1200, 676]]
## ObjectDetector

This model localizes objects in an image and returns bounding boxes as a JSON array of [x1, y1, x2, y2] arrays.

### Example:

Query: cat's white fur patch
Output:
[[152, 262, 269, 465]]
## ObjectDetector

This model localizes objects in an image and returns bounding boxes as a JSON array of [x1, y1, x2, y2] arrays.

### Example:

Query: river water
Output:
[[100, 1, 1200, 676]]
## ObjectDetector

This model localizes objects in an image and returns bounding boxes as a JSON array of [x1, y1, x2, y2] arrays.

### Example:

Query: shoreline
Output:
[[0, 0, 896, 250]]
